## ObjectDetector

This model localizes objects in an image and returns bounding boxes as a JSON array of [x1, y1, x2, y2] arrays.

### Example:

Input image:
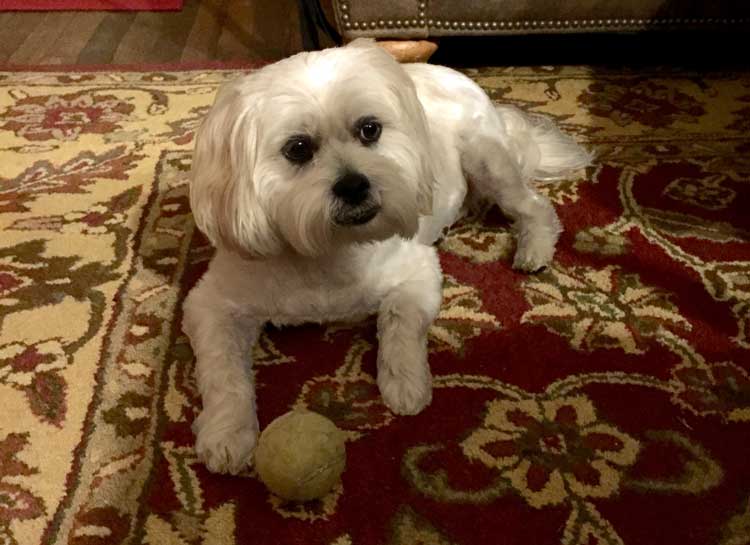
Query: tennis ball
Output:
[[254, 410, 346, 501]]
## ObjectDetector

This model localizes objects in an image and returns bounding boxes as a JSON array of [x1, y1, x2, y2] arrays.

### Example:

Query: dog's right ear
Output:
[[189, 76, 282, 257]]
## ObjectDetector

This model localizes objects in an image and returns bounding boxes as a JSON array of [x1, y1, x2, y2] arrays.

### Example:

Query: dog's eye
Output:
[[357, 118, 382, 145], [282, 136, 315, 164]]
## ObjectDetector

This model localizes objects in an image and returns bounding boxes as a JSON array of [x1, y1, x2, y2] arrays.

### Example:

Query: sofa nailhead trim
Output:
[[338, 0, 750, 33]]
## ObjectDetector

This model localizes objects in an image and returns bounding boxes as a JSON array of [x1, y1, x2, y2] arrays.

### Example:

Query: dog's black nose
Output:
[[332, 173, 370, 205]]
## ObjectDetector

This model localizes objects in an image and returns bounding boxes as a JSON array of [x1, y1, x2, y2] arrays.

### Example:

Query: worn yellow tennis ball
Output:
[[254, 410, 346, 501]]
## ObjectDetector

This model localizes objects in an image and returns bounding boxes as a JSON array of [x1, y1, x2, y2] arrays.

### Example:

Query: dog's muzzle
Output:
[[332, 172, 380, 226]]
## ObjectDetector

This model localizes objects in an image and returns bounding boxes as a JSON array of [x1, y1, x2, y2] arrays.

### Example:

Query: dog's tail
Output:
[[495, 105, 593, 180]]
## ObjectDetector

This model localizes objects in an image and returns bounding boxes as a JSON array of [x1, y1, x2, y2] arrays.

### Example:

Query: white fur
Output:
[[184, 39, 591, 474]]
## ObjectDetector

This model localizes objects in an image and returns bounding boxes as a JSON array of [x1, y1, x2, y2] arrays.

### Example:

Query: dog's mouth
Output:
[[333, 204, 381, 226]]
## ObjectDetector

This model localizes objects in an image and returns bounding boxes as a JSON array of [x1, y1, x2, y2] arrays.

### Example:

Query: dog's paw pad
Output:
[[378, 369, 432, 416], [194, 412, 258, 474], [513, 239, 555, 272]]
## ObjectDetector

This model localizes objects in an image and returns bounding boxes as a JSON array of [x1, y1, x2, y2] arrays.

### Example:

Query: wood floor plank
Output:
[[147, 0, 202, 63], [0, 12, 46, 64], [45, 12, 107, 65], [8, 12, 78, 65], [0, 0, 304, 66], [181, 0, 226, 62], [77, 11, 137, 64], [215, 0, 254, 61], [0, 13, 11, 31], [215, 0, 303, 61], [111, 11, 164, 64], [249, 0, 300, 59]]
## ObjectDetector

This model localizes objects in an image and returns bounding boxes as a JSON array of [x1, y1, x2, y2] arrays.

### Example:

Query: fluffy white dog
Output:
[[183, 39, 591, 474]]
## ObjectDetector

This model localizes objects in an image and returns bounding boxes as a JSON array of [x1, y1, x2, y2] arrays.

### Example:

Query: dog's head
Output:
[[189, 39, 434, 258]]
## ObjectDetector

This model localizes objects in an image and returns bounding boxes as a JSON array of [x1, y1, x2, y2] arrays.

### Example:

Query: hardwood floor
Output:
[[0, 0, 318, 65]]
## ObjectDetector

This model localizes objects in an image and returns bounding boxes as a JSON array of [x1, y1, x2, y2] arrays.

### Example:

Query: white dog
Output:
[[183, 39, 590, 474]]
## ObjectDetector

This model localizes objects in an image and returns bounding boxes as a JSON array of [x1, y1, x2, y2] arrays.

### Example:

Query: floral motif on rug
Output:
[[1, 66, 749, 545]]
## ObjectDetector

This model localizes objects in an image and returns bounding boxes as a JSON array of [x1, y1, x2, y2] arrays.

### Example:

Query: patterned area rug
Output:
[[1, 66, 749, 545]]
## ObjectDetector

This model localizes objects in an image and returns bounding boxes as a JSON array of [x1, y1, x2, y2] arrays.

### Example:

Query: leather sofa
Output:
[[329, 0, 750, 41]]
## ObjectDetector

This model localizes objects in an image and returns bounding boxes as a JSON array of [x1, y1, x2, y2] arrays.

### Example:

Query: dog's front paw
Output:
[[513, 234, 556, 272], [193, 409, 258, 474], [378, 363, 432, 416]]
